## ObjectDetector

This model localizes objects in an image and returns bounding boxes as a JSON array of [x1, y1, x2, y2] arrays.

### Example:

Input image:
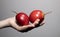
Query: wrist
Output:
[[0, 18, 11, 28]]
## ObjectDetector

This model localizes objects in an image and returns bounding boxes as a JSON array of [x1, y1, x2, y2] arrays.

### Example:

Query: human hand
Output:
[[0, 16, 44, 32], [9, 16, 45, 32]]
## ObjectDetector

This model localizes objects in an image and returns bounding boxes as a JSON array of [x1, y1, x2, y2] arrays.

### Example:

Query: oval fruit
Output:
[[16, 12, 29, 26], [29, 10, 44, 23]]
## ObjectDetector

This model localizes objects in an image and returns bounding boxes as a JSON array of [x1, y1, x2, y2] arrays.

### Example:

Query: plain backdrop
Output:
[[0, 0, 60, 37]]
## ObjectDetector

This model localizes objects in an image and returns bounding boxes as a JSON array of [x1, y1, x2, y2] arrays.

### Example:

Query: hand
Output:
[[9, 17, 41, 32], [0, 16, 44, 32]]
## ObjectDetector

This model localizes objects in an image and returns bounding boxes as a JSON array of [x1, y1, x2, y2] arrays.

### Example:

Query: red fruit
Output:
[[16, 12, 29, 26], [29, 10, 44, 23]]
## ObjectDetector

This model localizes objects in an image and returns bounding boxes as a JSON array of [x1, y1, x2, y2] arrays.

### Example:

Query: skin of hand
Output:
[[9, 16, 40, 31], [0, 16, 40, 31]]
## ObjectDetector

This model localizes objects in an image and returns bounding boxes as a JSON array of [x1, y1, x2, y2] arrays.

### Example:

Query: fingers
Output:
[[21, 19, 40, 30], [32, 19, 45, 27], [33, 19, 40, 26]]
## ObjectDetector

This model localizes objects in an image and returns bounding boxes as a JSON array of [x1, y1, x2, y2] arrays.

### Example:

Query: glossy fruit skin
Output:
[[29, 10, 44, 23], [16, 12, 29, 26]]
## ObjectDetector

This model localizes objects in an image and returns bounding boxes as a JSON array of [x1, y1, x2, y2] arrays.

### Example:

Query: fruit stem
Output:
[[44, 11, 52, 15], [12, 11, 18, 14]]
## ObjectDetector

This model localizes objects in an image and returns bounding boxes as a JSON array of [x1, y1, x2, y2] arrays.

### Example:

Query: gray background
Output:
[[0, 0, 60, 37]]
